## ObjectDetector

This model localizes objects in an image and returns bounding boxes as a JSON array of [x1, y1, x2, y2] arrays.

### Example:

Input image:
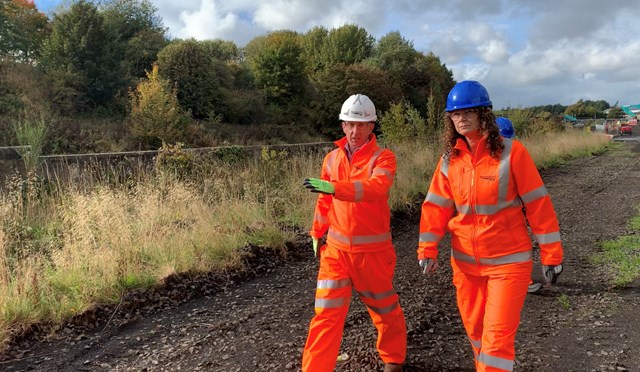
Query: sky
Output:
[[33, 0, 640, 110]]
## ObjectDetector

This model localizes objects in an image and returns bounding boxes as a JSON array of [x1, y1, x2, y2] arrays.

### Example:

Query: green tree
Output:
[[366, 31, 418, 78], [379, 100, 425, 144], [403, 52, 455, 116], [129, 64, 188, 148], [201, 39, 240, 62], [244, 30, 306, 107], [0, 0, 49, 63], [607, 106, 625, 119], [300, 26, 328, 74], [39, 0, 123, 110], [101, 0, 167, 82], [319, 24, 374, 67], [157, 39, 224, 119]]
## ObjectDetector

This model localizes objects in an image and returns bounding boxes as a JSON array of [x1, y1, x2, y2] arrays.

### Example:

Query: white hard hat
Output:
[[339, 94, 377, 122]]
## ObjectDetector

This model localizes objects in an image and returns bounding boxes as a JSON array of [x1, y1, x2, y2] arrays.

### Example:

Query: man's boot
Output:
[[384, 363, 402, 372]]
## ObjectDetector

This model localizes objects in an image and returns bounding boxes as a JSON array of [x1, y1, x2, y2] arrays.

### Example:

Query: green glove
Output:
[[312, 238, 319, 259], [303, 178, 334, 194]]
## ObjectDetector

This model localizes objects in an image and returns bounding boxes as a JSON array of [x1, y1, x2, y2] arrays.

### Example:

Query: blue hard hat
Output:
[[446, 80, 492, 112], [496, 117, 515, 138]]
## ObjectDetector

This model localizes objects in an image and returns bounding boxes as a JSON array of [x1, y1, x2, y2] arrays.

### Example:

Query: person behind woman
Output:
[[417, 81, 564, 371], [496, 116, 544, 294]]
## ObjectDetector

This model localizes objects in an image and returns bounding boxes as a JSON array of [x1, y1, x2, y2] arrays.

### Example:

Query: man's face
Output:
[[342, 121, 374, 149]]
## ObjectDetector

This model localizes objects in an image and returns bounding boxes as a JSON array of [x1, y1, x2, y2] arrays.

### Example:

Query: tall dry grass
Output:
[[0, 131, 611, 351]]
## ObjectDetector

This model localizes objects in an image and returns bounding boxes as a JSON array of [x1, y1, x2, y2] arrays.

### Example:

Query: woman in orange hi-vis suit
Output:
[[417, 81, 564, 372], [301, 94, 406, 372]]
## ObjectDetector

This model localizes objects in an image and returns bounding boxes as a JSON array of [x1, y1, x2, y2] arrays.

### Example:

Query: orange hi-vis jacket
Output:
[[311, 134, 396, 253], [418, 137, 563, 267]]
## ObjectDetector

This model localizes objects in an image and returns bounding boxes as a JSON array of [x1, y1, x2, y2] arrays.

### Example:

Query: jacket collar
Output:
[[335, 133, 378, 157]]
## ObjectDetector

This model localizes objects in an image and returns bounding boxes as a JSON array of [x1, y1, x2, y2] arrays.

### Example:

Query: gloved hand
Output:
[[542, 263, 563, 285], [312, 238, 320, 259], [303, 178, 334, 194], [419, 258, 439, 275]]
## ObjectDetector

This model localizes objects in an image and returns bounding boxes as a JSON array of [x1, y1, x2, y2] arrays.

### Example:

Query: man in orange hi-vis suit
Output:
[[301, 94, 406, 372], [417, 81, 564, 372]]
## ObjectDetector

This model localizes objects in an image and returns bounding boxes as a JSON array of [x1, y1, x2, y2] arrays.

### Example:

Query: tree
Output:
[[0, 0, 49, 63], [129, 64, 188, 148], [200, 39, 240, 62], [39, 0, 123, 110], [156, 39, 224, 119], [366, 31, 418, 78], [244, 30, 306, 107], [607, 106, 625, 119], [300, 26, 328, 74], [379, 100, 425, 144], [402, 52, 455, 117], [101, 0, 167, 82], [319, 24, 374, 67]]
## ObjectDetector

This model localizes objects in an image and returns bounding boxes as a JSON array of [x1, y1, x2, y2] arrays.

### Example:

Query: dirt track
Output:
[[2, 141, 639, 372]]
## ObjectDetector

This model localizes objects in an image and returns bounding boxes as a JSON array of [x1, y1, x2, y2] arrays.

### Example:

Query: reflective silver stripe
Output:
[[366, 149, 385, 176], [452, 249, 532, 266], [470, 338, 481, 348], [358, 289, 396, 301], [457, 204, 472, 215], [473, 199, 522, 215], [315, 297, 349, 309], [317, 278, 352, 289], [535, 231, 561, 244], [419, 232, 442, 243], [521, 185, 548, 204], [498, 139, 513, 202], [451, 248, 477, 264], [324, 150, 338, 180], [478, 352, 513, 371], [328, 229, 392, 245], [440, 156, 449, 178], [367, 301, 399, 315], [425, 193, 454, 209], [480, 251, 531, 265], [354, 181, 364, 201], [373, 167, 392, 180], [314, 213, 328, 224]]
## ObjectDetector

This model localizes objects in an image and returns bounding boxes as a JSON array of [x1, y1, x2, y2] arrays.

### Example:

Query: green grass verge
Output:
[[595, 205, 640, 287]]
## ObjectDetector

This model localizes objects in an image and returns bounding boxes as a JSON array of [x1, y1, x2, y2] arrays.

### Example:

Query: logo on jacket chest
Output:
[[479, 175, 496, 182]]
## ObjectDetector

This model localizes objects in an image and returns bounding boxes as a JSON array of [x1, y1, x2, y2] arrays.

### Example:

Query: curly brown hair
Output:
[[442, 106, 503, 159]]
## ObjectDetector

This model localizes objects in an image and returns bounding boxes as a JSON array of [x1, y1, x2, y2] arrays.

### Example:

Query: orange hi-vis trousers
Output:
[[302, 244, 406, 372], [451, 258, 531, 372]]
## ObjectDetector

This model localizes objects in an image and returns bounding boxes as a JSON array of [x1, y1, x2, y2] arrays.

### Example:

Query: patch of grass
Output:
[[557, 294, 571, 310], [595, 204, 640, 287]]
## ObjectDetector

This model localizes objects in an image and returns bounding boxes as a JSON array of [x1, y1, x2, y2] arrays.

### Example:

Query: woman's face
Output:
[[450, 108, 481, 139]]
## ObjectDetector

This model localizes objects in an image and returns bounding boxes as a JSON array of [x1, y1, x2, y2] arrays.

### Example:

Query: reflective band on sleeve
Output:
[[419, 232, 442, 243], [358, 289, 396, 301], [521, 185, 548, 203], [328, 229, 392, 245], [425, 193, 454, 209], [366, 301, 399, 315], [478, 352, 514, 371], [354, 181, 364, 201], [451, 248, 477, 264], [535, 231, 561, 244], [480, 251, 531, 265], [314, 213, 328, 224], [315, 297, 349, 309], [373, 167, 392, 180], [457, 204, 472, 215], [317, 278, 352, 289]]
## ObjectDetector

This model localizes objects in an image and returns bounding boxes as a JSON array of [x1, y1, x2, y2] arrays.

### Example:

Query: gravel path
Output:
[[2, 141, 639, 372]]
